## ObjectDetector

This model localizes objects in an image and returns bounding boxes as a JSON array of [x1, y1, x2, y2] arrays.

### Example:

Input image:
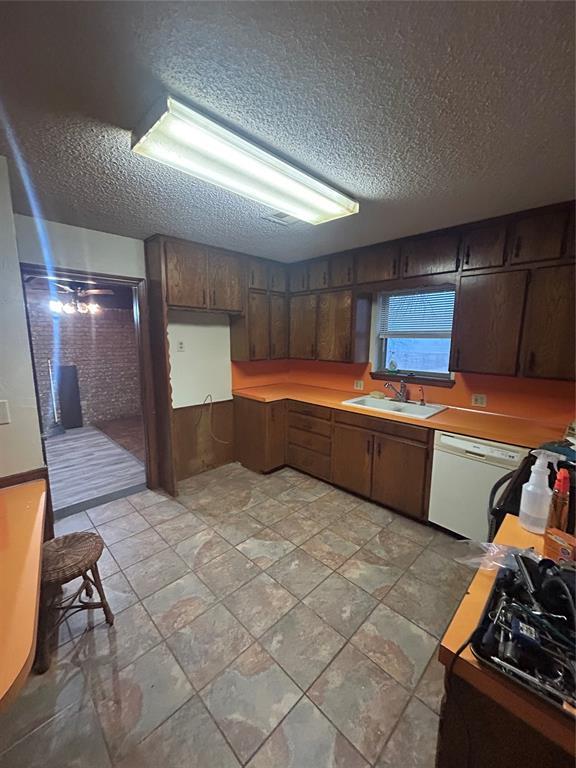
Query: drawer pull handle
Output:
[[513, 236, 522, 261], [464, 245, 470, 265]]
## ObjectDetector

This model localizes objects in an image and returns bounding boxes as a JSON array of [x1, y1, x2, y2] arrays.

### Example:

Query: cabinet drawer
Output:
[[288, 427, 331, 456], [334, 409, 429, 444], [287, 444, 331, 480], [288, 412, 332, 437], [287, 401, 331, 420]]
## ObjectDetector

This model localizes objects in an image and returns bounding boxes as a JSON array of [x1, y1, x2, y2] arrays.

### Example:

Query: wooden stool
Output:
[[34, 531, 114, 674]]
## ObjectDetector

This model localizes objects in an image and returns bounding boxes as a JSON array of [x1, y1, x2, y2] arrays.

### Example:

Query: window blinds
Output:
[[377, 288, 456, 338]]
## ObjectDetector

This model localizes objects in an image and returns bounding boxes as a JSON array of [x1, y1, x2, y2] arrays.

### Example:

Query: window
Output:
[[375, 287, 456, 377]]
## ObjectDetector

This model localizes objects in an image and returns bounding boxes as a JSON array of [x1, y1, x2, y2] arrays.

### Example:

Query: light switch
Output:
[[177, 340, 185, 352], [353, 380, 365, 391], [0, 400, 10, 425], [471, 394, 487, 407]]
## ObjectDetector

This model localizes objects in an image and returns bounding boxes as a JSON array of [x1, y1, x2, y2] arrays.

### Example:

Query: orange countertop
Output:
[[233, 383, 565, 448], [0, 480, 46, 706], [439, 515, 573, 754]]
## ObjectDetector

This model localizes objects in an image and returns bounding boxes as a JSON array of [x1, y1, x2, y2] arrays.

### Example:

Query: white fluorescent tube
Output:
[[132, 96, 359, 225]]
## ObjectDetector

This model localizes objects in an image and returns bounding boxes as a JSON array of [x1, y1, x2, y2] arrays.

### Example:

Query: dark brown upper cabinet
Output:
[[316, 291, 353, 361], [247, 291, 270, 360], [290, 262, 309, 293], [356, 243, 400, 283], [330, 252, 355, 287], [270, 293, 288, 359], [247, 257, 268, 291], [450, 271, 528, 375], [461, 223, 507, 271], [402, 233, 460, 277], [308, 258, 329, 291], [520, 264, 575, 380], [269, 262, 287, 293], [207, 251, 243, 312], [165, 239, 208, 309], [508, 209, 570, 265], [289, 294, 317, 358]]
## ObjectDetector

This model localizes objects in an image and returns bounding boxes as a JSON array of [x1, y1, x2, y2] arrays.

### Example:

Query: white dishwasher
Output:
[[428, 431, 526, 540]]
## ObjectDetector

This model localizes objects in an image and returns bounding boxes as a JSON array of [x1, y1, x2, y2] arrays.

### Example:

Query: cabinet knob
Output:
[[513, 236, 522, 261], [464, 245, 471, 265], [366, 439, 371, 455]]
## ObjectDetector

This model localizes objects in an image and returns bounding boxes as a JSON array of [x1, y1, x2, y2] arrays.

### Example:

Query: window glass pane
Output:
[[384, 337, 451, 374]]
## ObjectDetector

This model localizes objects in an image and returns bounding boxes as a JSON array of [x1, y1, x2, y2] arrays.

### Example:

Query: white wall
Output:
[[14, 214, 145, 278], [0, 158, 44, 476], [168, 311, 232, 408]]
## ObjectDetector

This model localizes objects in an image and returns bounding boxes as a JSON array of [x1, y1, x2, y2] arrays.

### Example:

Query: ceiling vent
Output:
[[261, 210, 301, 227]]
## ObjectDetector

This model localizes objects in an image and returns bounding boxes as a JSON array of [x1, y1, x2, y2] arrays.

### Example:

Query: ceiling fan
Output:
[[53, 283, 114, 298]]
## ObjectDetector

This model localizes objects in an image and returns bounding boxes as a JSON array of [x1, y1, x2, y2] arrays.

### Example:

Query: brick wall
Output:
[[26, 291, 141, 431]]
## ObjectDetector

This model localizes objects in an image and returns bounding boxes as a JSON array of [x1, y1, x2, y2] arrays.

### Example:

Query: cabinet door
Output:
[[289, 294, 317, 358], [308, 259, 329, 290], [269, 262, 287, 293], [317, 291, 352, 361], [208, 251, 243, 312], [248, 291, 270, 360], [509, 209, 569, 265], [451, 271, 527, 375], [462, 224, 506, 271], [289, 262, 309, 293], [332, 425, 373, 497], [372, 435, 428, 519], [521, 264, 575, 380], [356, 243, 400, 283], [267, 401, 286, 470], [330, 252, 355, 287], [270, 293, 288, 359], [403, 233, 460, 277], [165, 239, 207, 308], [247, 258, 268, 290]]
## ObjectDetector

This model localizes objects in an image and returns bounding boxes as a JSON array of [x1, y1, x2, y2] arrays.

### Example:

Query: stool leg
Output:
[[34, 585, 55, 674], [83, 571, 94, 599], [91, 562, 114, 626]]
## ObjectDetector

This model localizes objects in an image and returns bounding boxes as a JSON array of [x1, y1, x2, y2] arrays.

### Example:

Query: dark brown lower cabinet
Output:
[[233, 397, 285, 472], [371, 435, 429, 519], [332, 424, 373, 497]]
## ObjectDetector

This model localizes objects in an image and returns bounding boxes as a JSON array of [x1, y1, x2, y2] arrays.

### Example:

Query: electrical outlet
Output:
[[0, 400, 10, 425], [353, 380, 365, 391], [471, 394, 487, 407], [177, 340, 185, 352]]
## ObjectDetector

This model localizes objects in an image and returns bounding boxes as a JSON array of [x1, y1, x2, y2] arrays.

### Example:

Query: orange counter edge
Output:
[[0, 480, 46, 709]]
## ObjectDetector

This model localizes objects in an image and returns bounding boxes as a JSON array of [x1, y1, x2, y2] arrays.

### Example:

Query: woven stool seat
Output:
[[42, 532, 104, 586]]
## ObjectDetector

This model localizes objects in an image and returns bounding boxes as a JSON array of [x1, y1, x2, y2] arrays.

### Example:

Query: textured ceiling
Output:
[[0, 1, 574, 261]]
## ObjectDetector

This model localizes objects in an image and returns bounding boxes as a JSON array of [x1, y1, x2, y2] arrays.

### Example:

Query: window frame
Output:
[[372, 285, 456, 384]]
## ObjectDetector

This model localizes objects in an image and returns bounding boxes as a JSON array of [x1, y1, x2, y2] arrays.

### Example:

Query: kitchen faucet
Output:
[[384, 380, 408, 402]]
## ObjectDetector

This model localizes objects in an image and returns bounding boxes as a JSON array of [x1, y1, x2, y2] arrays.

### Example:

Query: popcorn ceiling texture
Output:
[[0, 2, 574, 261], [26, 292, 141, 430]]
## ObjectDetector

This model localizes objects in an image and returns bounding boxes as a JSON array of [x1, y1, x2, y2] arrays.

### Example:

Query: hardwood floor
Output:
[[45, 426, 146, 518], [95, 416, 146, 463]]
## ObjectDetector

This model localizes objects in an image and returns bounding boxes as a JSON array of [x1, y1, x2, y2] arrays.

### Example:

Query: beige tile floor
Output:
[[0, 463, 475, 768]]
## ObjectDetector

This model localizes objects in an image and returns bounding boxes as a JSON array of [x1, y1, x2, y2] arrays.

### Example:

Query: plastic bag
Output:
[[452, 541, 540, 571]]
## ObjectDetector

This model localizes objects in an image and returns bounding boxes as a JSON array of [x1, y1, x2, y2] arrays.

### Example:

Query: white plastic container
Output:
[[519, 450, 561, 534]]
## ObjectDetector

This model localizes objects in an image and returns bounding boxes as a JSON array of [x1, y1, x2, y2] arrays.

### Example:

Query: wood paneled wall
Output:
[[173, 400, 235, 481]]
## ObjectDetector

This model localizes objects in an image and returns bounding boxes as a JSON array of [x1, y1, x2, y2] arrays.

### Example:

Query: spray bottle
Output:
[[519, 450, 563, 534]]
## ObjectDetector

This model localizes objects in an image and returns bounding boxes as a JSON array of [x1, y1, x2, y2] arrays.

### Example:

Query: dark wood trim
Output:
[[19, 262, 160, 493], [370, 371, 456, 388]]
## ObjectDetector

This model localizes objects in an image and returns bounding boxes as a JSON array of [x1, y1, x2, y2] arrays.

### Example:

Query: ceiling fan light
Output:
[[48, 299, 63, 314], [132, 96, 359, 225], [77, 301, 89, 314], [62, 302, 76, 314], [87, 303, 100, 314]]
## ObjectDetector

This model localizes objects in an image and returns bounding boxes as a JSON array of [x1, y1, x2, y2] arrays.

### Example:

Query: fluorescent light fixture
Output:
[[132, 96, 359, 225]]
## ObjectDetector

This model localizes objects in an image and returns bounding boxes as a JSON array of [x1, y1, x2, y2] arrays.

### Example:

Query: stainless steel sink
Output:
[[342, 396, 447, 420]]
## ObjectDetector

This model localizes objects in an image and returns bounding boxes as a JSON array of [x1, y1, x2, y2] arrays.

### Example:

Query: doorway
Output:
[[21, 265, 158, 519]]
